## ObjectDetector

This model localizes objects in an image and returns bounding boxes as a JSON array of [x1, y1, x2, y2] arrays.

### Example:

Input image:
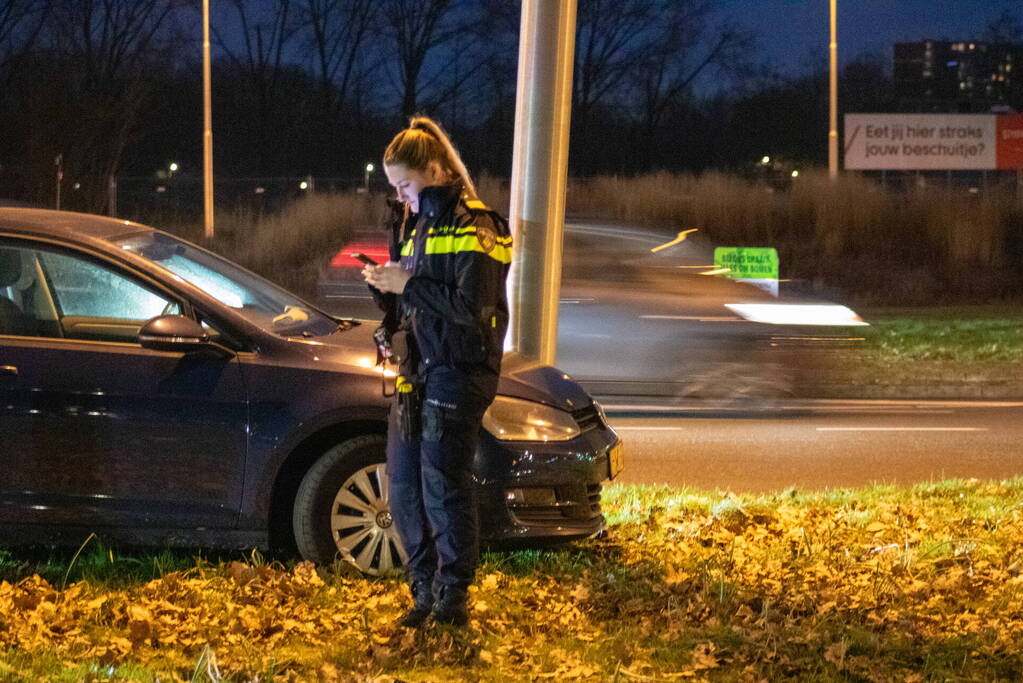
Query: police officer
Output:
[[363, 117, 512, 627]]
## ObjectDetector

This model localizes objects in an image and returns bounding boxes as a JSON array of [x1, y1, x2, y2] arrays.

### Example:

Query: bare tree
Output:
[[634, 3, 756, 135], [0, 0, 48, 83], [213, 0, 302, 173], [475, 0, 518, 110], [983, 10, 1023, 44], [35, 0, 181, 211], [49, 0, 177, 88], [573, 0, 659, 130], [379, 0, 465, 119], [299, 0, 377, 115]]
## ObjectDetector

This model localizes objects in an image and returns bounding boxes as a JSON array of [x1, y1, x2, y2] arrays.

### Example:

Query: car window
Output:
[[39, 250, 178, 322], [0, 242, 181, 343], [111, 232, 338, 338], [0, 244, 61, 338]]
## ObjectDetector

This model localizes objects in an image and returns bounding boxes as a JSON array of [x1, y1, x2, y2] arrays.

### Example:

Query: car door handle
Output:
[[0, 365, 17, 377]]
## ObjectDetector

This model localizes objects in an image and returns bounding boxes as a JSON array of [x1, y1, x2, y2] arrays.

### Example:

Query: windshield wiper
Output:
[[329, 316, 358, 333]]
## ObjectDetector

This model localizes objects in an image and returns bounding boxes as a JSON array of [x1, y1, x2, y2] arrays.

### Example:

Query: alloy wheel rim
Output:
[[330, 463, 407, 575]]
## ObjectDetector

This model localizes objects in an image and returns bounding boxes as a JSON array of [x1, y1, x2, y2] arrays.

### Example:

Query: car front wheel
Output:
[[292, 434, 408, 575]]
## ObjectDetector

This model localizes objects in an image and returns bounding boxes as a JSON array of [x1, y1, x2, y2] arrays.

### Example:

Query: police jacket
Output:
[[373, 182, 512, 377]]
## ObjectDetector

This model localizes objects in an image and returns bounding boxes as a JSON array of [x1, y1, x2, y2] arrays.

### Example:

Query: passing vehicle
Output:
[[555, 220, 868, 404], [0, 208, 622, 574]]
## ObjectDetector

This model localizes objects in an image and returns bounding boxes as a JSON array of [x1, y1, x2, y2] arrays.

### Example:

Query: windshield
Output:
[[109, 231, 339, 338]]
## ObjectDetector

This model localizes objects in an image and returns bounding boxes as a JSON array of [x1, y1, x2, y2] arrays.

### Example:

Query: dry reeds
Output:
[[188, 191, 385, 298], [159, 171, 1021, 305], [567, 170, 1023, 304]]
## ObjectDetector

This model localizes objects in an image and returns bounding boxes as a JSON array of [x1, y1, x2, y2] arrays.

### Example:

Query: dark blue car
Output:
[[0, 208, 623, 574]]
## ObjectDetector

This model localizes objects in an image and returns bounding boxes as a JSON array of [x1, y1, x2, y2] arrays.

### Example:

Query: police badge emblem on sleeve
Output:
[[476, 226, 497, 254]]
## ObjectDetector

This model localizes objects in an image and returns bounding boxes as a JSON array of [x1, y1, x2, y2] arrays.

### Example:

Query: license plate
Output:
[[608, 442, 624, 479]]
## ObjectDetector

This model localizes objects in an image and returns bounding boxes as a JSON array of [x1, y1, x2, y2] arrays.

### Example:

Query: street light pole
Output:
[[828, 0, 839, 180], [202, 0, 215, 237], [507, 0, 577, 365], [364, 163, 374, 193]]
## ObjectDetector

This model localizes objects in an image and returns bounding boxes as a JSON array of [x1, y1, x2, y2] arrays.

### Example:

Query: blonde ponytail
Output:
[[384, 116, 478, 199]]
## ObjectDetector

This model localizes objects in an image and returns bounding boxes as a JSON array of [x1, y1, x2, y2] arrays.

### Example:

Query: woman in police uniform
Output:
[[363, 117, 512, 627]]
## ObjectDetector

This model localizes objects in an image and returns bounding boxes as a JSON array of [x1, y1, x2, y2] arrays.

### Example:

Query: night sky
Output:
[[721, 0, 1021, 75]]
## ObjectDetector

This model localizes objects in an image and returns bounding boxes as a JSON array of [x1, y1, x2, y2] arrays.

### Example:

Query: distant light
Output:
[[73, 182, 81, 190], [169, 162, 179, 172], [299, 181, 309, 190], [968, 187, 979, 194], [761, 156, 771, 165], [947, 61, 958, 67], [156, 186, 166, 193], [725, 303, 869, 326], [254, 186, 266, 194], [791, 170, 800, 178], [365, 163, 374, 172]]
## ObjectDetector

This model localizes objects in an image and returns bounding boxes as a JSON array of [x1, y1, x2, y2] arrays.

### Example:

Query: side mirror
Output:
[[138, 314, 211, 353]]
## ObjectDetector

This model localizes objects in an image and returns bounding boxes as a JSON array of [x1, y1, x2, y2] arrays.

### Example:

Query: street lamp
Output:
[[168, 162, 179, 176], [829, 0, 839, 180], [202, 0, 215, 237], [364, 163, 374, 193]]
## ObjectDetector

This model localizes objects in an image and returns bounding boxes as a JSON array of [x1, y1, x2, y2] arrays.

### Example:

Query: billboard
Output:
[[844, 114, 993, 170], [844, 114, 1023, 170], [997, 114, 1023, 169]]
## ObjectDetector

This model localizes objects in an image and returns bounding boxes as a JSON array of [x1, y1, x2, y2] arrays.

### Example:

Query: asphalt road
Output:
[[603, 399, 1023, 492]]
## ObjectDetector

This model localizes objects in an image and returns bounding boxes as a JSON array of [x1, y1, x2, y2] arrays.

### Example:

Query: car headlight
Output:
[[482, 396, 581, 442], [724, 303, 869, 326]]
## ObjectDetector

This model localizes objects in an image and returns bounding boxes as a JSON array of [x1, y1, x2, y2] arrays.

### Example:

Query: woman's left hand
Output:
[[363, 261, 411, 294]]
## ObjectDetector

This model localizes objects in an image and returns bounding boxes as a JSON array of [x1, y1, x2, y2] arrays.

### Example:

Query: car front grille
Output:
[[572, 404, 604, 433], [510, 483, 603, 526]]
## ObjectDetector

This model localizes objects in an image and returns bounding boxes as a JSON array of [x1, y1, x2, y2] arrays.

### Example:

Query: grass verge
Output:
[[861, 305, 1023, 364], [804, 305, 1023, 397], [3, 479, 1023, 680]]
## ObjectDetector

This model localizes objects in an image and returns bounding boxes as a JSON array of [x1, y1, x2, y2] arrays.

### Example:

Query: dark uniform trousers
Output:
[[386, 366, 498, 593]]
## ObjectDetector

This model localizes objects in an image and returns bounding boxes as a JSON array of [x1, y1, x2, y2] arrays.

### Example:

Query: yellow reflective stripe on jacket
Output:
[[422, 232, 512, 264], [427, 225, 512, 245], [400, 240, 414, 256], [458, 226, 513, 245]]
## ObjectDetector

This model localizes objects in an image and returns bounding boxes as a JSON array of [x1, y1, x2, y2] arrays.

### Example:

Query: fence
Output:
[[107, 175, 393, 226]]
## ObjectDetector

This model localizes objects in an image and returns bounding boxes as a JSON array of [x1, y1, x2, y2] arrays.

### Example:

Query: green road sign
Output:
[[713, 247, 779, 280]]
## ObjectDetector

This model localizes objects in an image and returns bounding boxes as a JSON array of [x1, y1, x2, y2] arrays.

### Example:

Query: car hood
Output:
[[299, 319, 592, 412]]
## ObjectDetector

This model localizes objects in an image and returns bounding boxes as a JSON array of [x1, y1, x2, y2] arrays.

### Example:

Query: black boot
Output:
[[397, 580, 434, 628], [431, 585, 469, 626]]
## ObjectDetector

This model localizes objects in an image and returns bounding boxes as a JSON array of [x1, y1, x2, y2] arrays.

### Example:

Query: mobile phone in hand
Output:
[[352, 252, 378, 266]]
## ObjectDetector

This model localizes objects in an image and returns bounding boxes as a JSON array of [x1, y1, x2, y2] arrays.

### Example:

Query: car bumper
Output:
[[474, 405, 621, 543]]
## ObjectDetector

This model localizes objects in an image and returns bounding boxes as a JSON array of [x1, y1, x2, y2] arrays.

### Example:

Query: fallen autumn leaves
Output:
[[3, 478, 1023, 681]]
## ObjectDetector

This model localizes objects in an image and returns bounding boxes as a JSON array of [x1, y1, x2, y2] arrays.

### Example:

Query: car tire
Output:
[[292, 434, 407, 575]]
